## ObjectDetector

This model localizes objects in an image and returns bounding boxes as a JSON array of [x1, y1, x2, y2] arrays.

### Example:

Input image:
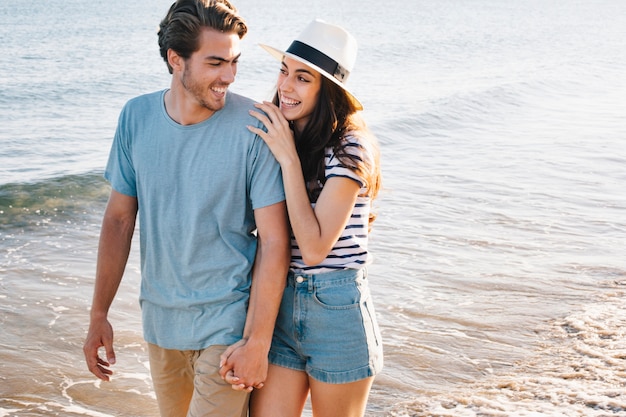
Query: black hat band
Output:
[[285, 41, 350, 83]]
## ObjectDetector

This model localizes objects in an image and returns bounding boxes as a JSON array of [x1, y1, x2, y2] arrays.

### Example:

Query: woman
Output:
[[224, 19, 383, 417]]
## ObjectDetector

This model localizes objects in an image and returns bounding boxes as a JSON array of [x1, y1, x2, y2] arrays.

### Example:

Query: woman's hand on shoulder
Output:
[[247, 101, 298, 167]]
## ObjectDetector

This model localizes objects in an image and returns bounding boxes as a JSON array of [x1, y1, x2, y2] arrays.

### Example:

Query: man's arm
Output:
[[83, 190, 138, 381], [220, 200, 290, 388]]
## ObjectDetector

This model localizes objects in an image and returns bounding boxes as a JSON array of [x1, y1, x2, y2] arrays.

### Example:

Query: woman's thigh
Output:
[[309, 376, 375, 417], [250, 364, 309, 417]]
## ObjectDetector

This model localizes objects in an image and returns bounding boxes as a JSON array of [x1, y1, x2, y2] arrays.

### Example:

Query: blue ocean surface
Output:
[[1, 0, 626, 416]]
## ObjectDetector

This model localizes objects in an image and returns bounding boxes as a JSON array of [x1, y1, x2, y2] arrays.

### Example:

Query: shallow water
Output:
[[2, 0, 626, 416]]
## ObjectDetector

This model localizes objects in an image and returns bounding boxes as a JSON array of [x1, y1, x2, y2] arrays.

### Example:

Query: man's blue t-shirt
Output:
[[105, 90, 285, 350]]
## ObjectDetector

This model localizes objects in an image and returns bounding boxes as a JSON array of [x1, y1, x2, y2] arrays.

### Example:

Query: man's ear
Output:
[[167, 49, 183, 72]]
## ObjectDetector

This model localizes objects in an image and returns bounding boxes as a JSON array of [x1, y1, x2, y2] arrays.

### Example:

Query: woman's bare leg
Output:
[[309, 376, 374, 417], [250, 364, 310, 417]]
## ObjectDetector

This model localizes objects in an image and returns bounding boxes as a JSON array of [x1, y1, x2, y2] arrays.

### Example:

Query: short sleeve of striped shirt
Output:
[[325, 134, 374, 189]]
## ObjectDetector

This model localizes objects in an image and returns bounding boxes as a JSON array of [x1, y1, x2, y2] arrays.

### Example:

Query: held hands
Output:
[[83, 317, 116, 381], [219, 338, 267, 392], [247, 102, 298, 167]]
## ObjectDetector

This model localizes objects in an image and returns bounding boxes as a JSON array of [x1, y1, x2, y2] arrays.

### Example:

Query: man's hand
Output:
[[83, 316, 116, 381], [219, 338, 267, 391]]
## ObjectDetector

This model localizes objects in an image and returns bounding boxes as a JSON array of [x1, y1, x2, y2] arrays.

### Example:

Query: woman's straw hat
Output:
[[260, 19, 363, 110]]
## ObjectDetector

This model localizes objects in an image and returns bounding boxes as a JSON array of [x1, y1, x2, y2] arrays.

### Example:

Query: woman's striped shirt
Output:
[[290, 134, 375, 274]]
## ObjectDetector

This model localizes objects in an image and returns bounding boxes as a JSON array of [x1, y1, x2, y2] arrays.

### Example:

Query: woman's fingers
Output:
[[253, 102, 290, 128], [248, 101, 296, 166], [223, 370, 258, 392], [249, 109, 272, 128]]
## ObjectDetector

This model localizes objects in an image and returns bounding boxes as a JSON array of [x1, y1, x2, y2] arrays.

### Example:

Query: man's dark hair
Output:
[[158, 0, 247, 74]]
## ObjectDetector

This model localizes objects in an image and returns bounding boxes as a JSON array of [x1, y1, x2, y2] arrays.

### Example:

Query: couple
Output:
[[82, 1, 383, 416]]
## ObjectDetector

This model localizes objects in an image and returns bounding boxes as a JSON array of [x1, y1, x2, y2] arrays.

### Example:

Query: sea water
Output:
[[1, 0, 625, 416]]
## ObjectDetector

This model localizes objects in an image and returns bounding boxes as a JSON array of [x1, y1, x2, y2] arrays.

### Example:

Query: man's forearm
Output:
[[243, 201, 290, 346], [243, 234, 290, 348], [220, 201, 289, 387], [90, 210, 136, 318], [84, 195, 137, 381]]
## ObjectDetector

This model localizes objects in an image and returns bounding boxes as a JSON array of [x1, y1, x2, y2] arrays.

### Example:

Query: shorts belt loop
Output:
[[308, 275, 314, 293]]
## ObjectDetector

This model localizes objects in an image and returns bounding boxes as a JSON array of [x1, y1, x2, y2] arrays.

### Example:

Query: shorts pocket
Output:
[[312, 281, 361, 310]]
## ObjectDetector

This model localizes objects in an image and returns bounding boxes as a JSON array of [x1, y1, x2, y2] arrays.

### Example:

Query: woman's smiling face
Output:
[[276, 57, 322, 132]]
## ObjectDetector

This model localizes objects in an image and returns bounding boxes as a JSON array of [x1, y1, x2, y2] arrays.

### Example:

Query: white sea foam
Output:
[[387, 290, 626, 416]]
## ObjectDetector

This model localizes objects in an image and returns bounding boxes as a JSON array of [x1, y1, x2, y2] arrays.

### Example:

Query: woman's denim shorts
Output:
[[268, 268, 383, 384]]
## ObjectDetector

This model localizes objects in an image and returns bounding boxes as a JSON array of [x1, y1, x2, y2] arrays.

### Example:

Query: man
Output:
[[82, 1, 290, 416]]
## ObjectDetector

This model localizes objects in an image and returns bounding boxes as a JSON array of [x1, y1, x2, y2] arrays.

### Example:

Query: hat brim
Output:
[[259, 44, 363, 111]]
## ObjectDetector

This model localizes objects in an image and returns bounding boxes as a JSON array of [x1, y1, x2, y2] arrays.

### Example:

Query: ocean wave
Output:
[[0, 172, 110, 230]]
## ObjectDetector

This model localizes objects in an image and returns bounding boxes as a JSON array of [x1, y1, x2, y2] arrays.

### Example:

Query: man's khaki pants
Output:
[[148, 343, 249, 417]]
